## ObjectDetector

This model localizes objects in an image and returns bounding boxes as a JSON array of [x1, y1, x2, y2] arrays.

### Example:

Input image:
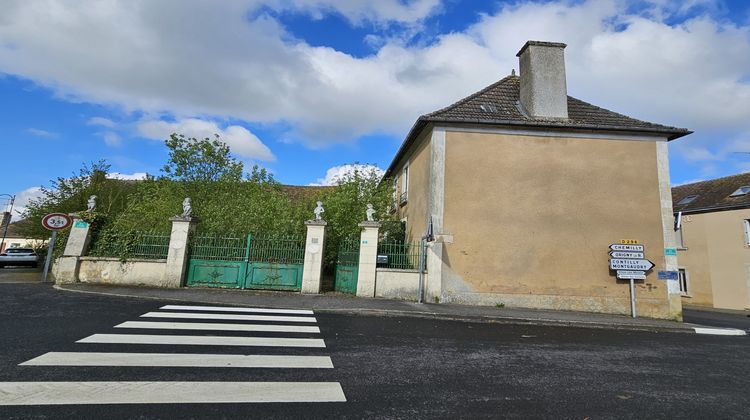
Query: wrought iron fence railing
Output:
[[189, 233, 249, 261], [250, 234, 305, 264], [88, 230, 171, 260], [377, 240, 421, 270]]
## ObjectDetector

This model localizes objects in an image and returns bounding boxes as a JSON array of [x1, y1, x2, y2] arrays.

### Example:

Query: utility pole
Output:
[[0, 194, 15, 253]]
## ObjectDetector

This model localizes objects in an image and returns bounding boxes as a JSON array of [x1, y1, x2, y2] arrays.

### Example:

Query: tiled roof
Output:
[[672, 173, 750, 214], [385, 75, 691, 177]]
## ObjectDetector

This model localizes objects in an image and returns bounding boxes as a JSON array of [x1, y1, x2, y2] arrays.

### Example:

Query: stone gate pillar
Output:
[[356, 221, 380, 297], [165, 216, 199, 288], [55, 214, 94, 284], [301, 219, 327, 294]]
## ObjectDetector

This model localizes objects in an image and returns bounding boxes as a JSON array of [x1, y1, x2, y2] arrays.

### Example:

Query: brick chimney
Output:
[[516, 41, 568, 119]]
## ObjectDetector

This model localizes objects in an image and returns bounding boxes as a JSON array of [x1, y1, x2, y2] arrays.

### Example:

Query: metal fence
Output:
[[250, 234, 305, 264], [189, 233, 249, 261], [88, 230, 171, 260], [377, 240, 421, 270], [336, 236, 360, 266]]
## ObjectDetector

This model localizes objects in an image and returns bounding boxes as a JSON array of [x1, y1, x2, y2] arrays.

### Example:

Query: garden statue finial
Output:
[[182, 197, 192, 218], [314, 201, 325, 220], [366, 203, 376, 222], [87, 195, 97, 212]]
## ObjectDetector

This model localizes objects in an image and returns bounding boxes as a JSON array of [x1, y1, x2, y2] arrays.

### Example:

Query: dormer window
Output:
[[677, 195, 698, 205], [730, 186, 750, 197]]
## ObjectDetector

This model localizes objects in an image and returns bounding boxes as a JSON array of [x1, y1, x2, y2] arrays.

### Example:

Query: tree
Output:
[[161, 134, 243, 182]]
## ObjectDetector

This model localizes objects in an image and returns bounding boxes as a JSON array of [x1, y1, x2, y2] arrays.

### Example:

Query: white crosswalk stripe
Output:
[[160, 305, 314, 315], [77, 333, 327, 347], [5, 304, 346, 406], [141, 311, 318, 323], [115, 320, 321, 333], [0, 381, 347, 405], [21, 352, 334, 368]]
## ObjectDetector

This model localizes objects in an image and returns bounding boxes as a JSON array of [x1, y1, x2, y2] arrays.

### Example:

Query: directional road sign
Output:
[[610, 244, 644, 252], [609, 258, 655, 271], [617, 270, 647, 280], [609, 251, 644, 259]]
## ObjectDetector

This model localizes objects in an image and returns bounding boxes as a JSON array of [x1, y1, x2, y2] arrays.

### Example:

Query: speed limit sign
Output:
[[41, 213, 72, 231]]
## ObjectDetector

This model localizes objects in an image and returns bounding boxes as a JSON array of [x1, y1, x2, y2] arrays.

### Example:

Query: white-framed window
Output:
[[744, 219, 750, 246], [678, 268, 689, 295], [675, 213, 686, 249], [400, 163, 409, 205]]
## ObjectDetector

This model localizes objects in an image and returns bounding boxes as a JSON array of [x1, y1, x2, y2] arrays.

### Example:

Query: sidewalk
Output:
[[53, 283, 715, 334]]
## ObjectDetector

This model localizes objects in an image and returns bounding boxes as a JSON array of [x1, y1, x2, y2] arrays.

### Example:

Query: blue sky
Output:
[[1, 0, 750, 215]]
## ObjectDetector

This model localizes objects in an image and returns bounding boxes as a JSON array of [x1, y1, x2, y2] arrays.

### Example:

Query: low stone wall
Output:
[[375, 268, 424, 301], [76, 257, 175, 288]]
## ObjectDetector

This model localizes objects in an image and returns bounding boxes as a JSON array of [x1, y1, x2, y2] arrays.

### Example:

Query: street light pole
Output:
[[0, 194, 15, 253]]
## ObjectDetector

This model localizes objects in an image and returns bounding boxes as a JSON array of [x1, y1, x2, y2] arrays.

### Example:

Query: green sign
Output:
[[664, 248, 677, 256], [74, 220, 89, 228]]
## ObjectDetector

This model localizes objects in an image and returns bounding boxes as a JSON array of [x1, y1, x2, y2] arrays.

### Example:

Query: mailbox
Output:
[[376, 255, 389, 265]]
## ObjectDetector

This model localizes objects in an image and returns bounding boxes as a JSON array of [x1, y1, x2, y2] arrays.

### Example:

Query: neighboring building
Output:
[[0, 220, 46, 253], [672, 173, 750, 310], [384, 41, 691, 319]]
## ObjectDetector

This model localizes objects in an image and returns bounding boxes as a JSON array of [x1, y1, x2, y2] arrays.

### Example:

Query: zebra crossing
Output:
[[0, 304, 346, 405]]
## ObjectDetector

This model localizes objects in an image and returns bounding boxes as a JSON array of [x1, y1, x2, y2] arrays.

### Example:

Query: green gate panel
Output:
[[245, 263, 302, 291], [335, 265, 358, 294], [186, 260, 245, 288]]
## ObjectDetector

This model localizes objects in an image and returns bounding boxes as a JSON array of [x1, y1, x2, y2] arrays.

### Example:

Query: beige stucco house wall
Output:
[[677, 209, 750, 310], [384, 40, 690, 319]]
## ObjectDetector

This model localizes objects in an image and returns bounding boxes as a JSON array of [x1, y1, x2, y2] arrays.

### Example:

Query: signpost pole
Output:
[[629, 278, 636, 318], [41, 230, 57, 283]]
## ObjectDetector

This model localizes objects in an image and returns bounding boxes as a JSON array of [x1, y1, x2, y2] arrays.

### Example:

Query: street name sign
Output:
[[617, 270, 647, 280], [610, 244, 644, 252], [41, 213, 72, 231], [609, 258, 655, 271], [609, 251, 644, 259]]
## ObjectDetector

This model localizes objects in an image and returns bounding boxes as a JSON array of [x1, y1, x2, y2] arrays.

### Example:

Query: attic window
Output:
[[479, 103, 497, 113], [677, 195, 699, 205], [730, 186, 750, 197]]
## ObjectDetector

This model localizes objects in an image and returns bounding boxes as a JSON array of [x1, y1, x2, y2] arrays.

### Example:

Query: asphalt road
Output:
[[0, 282, 748, 419]]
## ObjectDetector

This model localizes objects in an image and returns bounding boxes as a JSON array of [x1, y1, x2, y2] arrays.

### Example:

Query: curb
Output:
[[52, 284, 738, 336]]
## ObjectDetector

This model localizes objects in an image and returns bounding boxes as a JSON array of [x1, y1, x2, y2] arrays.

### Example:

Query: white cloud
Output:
[[106, 172, 148, 180], [26, 128, 58, 138], [86, 116, 116, 128], [0, 0, 747, 162], [101, 131, 121, 146], [136, 118, 275, 161], [309, 164, 384, 186], [7, 186, 44, 219]]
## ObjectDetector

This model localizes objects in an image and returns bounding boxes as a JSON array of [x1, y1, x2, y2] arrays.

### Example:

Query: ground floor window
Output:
[[678, 268, 689, 294]]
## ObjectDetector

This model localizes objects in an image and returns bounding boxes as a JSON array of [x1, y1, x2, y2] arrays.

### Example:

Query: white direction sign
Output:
[[617, 270, 647, 280], [609, 258, 654, 271], [610, 244, 645, 252], [609, 251, 645, 259]]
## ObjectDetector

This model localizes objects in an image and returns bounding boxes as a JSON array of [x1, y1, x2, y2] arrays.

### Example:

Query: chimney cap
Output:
[[516, 40, 567, 57]]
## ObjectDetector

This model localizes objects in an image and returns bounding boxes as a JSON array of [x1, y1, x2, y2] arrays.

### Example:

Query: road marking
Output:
[[141, 312, 317, 323], [77, 334, 326, 347], [21, 352, 334, 368], [160, 305, 314, 315], [693, 327, 747, 336], [115, 321, 320, 333], [0, 381, 347, 405]]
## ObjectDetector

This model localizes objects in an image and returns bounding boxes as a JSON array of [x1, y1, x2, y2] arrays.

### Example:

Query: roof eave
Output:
[[673, 202, 750, 215]]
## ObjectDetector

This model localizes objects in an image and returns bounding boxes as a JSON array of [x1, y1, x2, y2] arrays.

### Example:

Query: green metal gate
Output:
[[186, 233, 305, 290], [334, 236, 360, 294], [246, 234, 305, 290]]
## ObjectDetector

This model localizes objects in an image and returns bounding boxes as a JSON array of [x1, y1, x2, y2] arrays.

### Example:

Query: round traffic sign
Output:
[[41, 213, 72, 231]]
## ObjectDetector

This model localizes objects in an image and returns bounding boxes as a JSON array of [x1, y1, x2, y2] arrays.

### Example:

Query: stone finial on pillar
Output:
[[302, 219, 327, 294], [166, 215, 200, 288], [356, 220, 381, 297]]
